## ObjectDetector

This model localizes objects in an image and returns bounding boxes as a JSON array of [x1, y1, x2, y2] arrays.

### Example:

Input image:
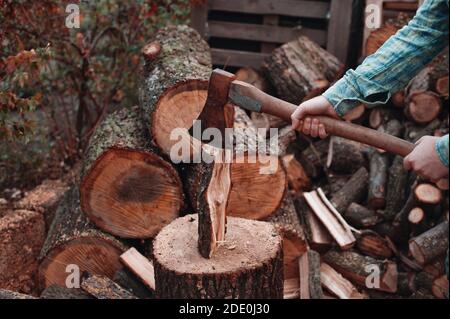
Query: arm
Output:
[[323, 0, 449, 116]]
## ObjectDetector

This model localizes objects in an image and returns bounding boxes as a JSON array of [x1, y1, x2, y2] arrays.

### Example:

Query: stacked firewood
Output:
[[2, 23, 448, 299]]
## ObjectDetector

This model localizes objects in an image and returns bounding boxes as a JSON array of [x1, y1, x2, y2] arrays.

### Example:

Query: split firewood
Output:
[[38, 187, 127, 289], [304, 189, 356, 250], [266, 193, 307, 279], [320, 263, 366, 299], [323, 250, 398, 293], [40, 285, 92, 299], [298, 139, 329, 179], [283, 278, 300, 299], [0, 289, 37, 299], [299, 250, 324, 299], [119, 247, 155, 292], [326, 137, 366, 175], [113, 268, 153, 299], [392, 182, 420, 243], [356, 230, 393, 259], [423, 259, 447, 278], [384, 155, 408, 220], [262, 36, 343, 104], [139, 25, 218, 158], [408, 207, 426, 225], [274, 126, 297, 157], [409, 271, 435, 294], [81, 274, 138, 299], [345, 203, 382, 228], [251, 112, 288, 135], [235, 67, 269, 92], [368, 150, 389, 209], [185, 150, 231, 258], [405, 67, 442, 124], [152, 214, 283, 299], [80, 106, 184, 239], [369, 107, 393, 129], [432, 275, 449, 299], [331, 166, 369, 213], [342, 104, 366, 123], [281, 154, 311, 192], [409, 222, 449, 265]]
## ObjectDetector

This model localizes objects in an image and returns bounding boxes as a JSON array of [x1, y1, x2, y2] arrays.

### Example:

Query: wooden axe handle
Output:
[[229, 80, 414, 157]]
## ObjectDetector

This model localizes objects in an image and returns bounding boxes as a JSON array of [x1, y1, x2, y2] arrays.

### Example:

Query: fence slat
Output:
[[208, 0, 330, 19], [208, 21, 327, 46], [211, 48, 270, 69]]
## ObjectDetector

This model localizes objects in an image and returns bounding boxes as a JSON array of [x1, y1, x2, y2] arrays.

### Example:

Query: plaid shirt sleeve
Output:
[[323, 0, 449, 165]]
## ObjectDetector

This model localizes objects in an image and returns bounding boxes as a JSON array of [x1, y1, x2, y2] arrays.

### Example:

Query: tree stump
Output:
[[39, 187, 127, 289], [80, 106, 184, 239], [262, 36, 343, 104], [153, 214, 283, 299]]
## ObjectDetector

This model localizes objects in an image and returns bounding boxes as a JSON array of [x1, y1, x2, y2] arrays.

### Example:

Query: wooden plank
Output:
[[120, 247, 155, 291], [208, 21, 327, 46], [261, 15, 279, 54], [327, 0, 355, 64], [208, 0, 330, 19], [190, 3, 208, 38], [211, 48, 269, 69]]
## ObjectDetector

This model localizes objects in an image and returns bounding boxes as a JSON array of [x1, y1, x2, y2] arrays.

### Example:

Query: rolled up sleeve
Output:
[[436, 134, 449, 167], [323, 0, 449, 117]]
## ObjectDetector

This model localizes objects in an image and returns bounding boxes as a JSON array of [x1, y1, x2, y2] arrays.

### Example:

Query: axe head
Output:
[[193, 69, 236, 146]]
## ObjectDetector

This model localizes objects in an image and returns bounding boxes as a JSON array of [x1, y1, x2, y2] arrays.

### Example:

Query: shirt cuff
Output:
[[323, 70, 392, 117], [436, 134, 449, 167]]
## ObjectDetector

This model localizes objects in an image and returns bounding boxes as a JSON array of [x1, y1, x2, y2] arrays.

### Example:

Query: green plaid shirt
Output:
[[323, 0, 449, 166]]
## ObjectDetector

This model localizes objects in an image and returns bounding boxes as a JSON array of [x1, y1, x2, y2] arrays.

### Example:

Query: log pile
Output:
[[1, 24, 448, 300]]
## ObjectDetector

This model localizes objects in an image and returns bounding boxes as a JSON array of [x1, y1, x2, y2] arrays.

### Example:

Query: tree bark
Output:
[[384, 155, 408, 220], [409, 222, 449, 265], [368, 151, 389, 209], [40, 285, 92, 299], [331, 167, 369, 213], [262, 36, 343, 104], [38, 187, 127, 290], [81, 274, 137, 299], [153, 214, 283, 299]]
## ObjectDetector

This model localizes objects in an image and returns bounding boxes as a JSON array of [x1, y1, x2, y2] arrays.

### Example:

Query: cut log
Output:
[[405, 119, 442, 143], [81, 274, 137, 299], [251, 112, 288, 135], [153, 214, 283, 299], [345, 203, 382, 228], [281, 154, 311, 192], [139, 25, 217, 158], [299, 250, 324, 299], [409, 222, 449, 265], [225, 109, 287, 221], [323, 250, 398, 293], [414, 183, 443, 205], [365, 24, 399, 56], [392, 91, 405, 108], [262, 36, 343, 104], [356, 231, 393, 259], [432, 275, 449, 299], [119, 248, 155, 292], [368, 151, 389, 209], [408, 207, 426, 225], [80, 106, 184, 239], [274, 126, 297, 157], [267, 193, 307, 279], [331, 167, 369, 213], [326, 136, 366, 175], [0, 289, 36, 299], [384, 155, 408, 221], [113, 268, 153, 299], [320, 263, 365, 299], [40, 285, 92, 299], [298, 139, 329, 179], [235, 67, 269, 92], [369, 107, 392, 129], [303, 207, 333, 251], [38, 187, 127, 289], [410, 271, 435, 293], [304, 189, 356, 250]]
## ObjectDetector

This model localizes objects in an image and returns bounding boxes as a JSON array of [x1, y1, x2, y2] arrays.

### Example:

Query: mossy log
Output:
[[153, 214, 283, 299], [38, 187, 127, 289], [262, 36, 343, 104], [80, 106, 184, 239]]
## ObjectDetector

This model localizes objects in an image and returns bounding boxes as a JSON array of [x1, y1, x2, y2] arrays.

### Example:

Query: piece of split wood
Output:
[[320, 263, 365, 299], [120, 247, 155, 291]]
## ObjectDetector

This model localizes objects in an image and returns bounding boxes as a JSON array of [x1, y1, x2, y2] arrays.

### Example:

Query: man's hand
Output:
[[291, 96, 339, 138], [404, 136, 449, 182]]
